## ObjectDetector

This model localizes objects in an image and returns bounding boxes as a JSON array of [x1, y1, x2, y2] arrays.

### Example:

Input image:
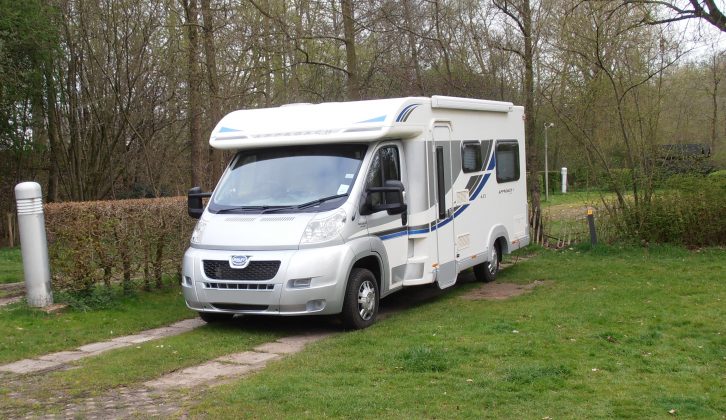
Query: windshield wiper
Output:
[[216, 205, 273, 214], [295, 194, 349, 210], [260, 194, 349, 214]]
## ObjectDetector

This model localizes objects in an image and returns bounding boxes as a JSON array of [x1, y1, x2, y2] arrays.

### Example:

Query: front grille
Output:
[[211, 303, 269, 311], [203, 260, 280, 280], [203, 282, 274, 291]]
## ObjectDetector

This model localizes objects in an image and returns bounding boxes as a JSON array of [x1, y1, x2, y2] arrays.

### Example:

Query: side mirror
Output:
[[187, 187, 212, 219], [360, 180, 407, 216]]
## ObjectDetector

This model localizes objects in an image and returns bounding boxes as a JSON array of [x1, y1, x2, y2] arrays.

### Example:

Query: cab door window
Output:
[[366, 146, 401, 206]]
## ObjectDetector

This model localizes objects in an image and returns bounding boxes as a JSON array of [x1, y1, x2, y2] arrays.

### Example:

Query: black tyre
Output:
[[198, 311, 234, 323], [341, 268, 379, 330], [474, 243, 500, 282]]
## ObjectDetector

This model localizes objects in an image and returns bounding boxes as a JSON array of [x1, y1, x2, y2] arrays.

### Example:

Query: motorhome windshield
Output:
[[210, 144, 367, 214]]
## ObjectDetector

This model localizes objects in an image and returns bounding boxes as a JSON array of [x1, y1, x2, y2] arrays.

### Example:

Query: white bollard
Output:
[[561, 167, 568, 194], [14, 182, 53, 307]]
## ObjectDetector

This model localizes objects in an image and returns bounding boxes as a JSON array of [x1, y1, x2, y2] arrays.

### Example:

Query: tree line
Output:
[[1, 0, 724, 244]]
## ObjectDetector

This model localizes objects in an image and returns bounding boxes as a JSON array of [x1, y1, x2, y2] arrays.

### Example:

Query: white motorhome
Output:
[[182, 96, 529, 329]]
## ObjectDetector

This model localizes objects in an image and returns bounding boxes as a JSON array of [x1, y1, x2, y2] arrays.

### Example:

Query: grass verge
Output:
[[0, 286, 194, 364], [0, 248, 22, 284], [189, 245, 725, 418]]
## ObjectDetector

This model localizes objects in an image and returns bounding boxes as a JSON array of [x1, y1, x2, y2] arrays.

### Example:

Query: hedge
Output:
[[44, 197, 196, 293]]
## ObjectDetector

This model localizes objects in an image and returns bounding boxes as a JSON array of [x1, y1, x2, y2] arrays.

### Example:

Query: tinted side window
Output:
[[462, 141, 482, 173], [495, 141, 520, 183]]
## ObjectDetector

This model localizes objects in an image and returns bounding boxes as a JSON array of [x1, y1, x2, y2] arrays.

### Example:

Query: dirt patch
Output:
[[461, 280, 551, 301]]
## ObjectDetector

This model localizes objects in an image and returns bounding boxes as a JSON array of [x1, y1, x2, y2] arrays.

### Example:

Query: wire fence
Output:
[[530, 204, 619, 248]]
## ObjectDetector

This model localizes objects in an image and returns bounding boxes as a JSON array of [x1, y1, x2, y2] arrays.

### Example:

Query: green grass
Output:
[[186, 245, 725, 418], [0, 286, 194, 364], [0, 247, 23, 284]]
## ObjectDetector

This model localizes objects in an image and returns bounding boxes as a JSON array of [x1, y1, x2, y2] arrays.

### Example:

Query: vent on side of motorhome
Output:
[[455, 190, 470, 205], [456, 233, 471, 251]]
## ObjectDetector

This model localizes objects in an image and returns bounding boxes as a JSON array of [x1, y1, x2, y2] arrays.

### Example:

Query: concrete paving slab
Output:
[[0, 296, 22, 307], [78, 340, 131, 354], [111, 334, 158, 344], [216, 351, 280, 365], [253, 341, 306, 354], [145, 361, 254, 389], [0, 358, 62, 374], [38, 351, 88, 363], [141, 326, 189, 338], [168, 318, 206, 330], [277, 332, 334, 345]]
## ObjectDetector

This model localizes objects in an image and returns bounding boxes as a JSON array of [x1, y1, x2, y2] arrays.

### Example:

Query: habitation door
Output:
[[432, 124, 457, 288]]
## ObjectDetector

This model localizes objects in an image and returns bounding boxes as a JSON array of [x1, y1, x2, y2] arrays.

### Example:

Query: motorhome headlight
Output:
[[191, 220, 207, 244], [301, 208, 346, 245]]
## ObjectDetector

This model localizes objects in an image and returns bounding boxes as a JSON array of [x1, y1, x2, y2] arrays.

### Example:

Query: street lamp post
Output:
[[544, 122, 554, 201]]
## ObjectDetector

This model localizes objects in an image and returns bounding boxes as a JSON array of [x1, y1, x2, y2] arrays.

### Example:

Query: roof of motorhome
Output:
[[209, 96, 515, 150]]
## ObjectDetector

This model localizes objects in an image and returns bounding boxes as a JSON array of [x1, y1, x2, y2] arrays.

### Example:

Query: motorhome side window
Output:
[[462, 141, 482, 173], [495, 141, 520, 183], [366, 146, 401, 206]]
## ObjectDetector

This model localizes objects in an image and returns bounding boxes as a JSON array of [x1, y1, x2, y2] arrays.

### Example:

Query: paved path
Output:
[[0, 282, 23, 307], [0, 318, 206, 374], [6, 331, 335, 419]]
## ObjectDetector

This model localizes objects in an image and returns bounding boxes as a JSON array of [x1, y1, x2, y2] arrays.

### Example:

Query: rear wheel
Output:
[[341, 268, 379, 330], [198, 312, 234, 323], [474, 243, 500, 282]]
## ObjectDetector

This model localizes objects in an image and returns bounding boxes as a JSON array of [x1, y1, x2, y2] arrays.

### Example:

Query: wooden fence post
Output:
[[6, 212, 14, 247]]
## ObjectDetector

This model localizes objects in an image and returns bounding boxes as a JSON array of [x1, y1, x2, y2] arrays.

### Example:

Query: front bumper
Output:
[[182, 244, 354, 316]]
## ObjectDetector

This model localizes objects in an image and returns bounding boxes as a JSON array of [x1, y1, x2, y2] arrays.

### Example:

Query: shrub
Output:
[[606, 175, 726, 247], [44, 197, 195, 293]]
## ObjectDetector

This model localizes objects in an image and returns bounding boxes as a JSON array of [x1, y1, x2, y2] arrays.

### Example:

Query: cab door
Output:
[[362, 142, 408, 293]]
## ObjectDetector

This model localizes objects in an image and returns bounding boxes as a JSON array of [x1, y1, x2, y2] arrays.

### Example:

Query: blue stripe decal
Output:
[[219, 127, 241, 133], [470, 173, 491, 199], [379, 230, 409, 240], [357, 115, 386, 123], [381, 170, 493, 241], [487, 153, 496, 171], [408, 227, 430, 235], [396, 104, 420, 122]]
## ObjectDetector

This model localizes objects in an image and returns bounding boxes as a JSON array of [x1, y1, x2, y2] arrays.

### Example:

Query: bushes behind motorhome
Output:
[[606, 175, 726, 247], [44, 197, 195, 294]]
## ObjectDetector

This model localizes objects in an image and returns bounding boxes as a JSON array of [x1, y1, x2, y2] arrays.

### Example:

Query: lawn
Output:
[[187, 245, 725, 418], [0, 247, 23, 284], [0, 287, 194, 364]]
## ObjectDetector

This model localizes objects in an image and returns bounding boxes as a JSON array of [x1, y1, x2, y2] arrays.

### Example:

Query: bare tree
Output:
[[622, 0, 726, 32]]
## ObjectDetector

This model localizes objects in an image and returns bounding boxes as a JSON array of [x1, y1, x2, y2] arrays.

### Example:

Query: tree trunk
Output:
[[521, 0, 543, 241], [341, 0, 360, 100], [182, 0, 205, 189], [201, 0, 224, 185]]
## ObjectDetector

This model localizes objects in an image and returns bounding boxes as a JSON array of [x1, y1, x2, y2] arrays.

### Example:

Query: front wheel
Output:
[[341, 268, 379, 330], [474, 244, 500, 282]]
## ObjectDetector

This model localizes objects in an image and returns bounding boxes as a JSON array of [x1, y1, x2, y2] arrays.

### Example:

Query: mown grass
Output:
[[0, 287, 194, 364], [186, 245, 725, 418], [0, 247, 23, 284]]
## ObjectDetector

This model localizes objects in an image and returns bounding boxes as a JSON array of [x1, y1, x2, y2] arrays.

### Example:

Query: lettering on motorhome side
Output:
[[183, 96, 530, 329]]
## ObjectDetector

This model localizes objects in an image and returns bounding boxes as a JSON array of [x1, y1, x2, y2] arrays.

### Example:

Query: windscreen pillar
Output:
[[14, 182, 53, 307]]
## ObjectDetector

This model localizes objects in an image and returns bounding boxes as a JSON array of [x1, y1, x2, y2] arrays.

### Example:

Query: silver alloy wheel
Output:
[[489, 247, 498, 275], [357, 280, 376, 321]]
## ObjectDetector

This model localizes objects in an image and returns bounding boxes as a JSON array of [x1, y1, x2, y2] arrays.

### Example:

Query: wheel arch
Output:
[[350, 254, 383, 293], [487, 224, 511, 260]]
